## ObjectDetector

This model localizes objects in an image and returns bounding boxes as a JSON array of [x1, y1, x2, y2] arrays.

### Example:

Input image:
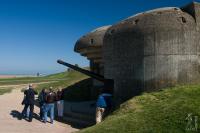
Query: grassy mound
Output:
[[62, 78, 93, 102], [80, 85, 200, 133], [35, 70, 89, 92], [0, 70, 93, 101], [36, 70, 94, 101]]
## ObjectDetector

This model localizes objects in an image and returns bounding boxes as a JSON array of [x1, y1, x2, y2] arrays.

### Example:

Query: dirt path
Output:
[[0, 85, 79, 133]]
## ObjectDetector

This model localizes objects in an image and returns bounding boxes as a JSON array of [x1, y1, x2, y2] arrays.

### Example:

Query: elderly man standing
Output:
[[21, 84, 38, 122], [43, 87, 57, 124]]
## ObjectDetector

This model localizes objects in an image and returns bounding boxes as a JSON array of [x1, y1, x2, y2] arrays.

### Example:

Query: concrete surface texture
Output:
[[74, 25, 111, 64], [103, 2, 200, 103], [0, 85, 78, 133], [74, 26, 110, 95], [74, 2, 200, 104]]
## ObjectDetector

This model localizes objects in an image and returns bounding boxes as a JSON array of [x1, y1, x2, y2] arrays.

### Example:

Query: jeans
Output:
[[44, 103, 54, 123], [40, 103, 45, 120], [22, 104, 34, 121]]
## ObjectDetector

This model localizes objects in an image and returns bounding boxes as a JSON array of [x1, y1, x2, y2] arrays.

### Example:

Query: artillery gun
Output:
[[57, 59, 114, 94]]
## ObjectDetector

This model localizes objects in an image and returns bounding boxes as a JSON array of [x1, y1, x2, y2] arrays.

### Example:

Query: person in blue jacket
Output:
[[96, 89, 112, 124]]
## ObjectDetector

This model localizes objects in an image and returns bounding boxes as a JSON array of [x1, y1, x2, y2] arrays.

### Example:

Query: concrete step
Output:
[[61, 101, 96, 127], [62, 114, 95, 128], [64, 111, 95, 123], [65, 101, 96, 115]]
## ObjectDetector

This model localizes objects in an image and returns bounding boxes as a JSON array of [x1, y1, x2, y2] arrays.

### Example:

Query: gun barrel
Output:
[[57, 59, 105, 82]]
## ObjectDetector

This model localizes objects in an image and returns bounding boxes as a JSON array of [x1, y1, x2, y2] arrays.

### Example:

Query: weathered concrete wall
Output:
[[75, 26, 110, 99], [195, 3, 200, 29], [182, 2, 200, 30], [90, 61, 104, 99], [74, 26, 110, 64], [103, 6, 200, 103]]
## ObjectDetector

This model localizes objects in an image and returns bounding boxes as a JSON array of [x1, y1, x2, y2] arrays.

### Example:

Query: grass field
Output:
[[0, 70, 92, 101], [35, 70, 94, 101], [0, 75, 64, 86], [1, 70, 200, 132], [35, 70, 89, 92], [0, 70, 88, 88], [0, 87, 13, 95], [80, 85, 200, 133]]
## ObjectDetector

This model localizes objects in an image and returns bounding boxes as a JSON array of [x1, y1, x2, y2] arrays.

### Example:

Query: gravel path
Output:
[[0, 85, 79, 133]]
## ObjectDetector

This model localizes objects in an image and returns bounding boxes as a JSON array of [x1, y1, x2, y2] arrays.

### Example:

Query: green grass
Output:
[[0, 70, 81, 86], [80, 85, 200, 133], [62, 78, 93, 101], [0, 87, 13, 95], [35, 70, 89, 93], [35, 70, 93, 101], [0, 77, 59, 86], [0, 70, 92, 101]]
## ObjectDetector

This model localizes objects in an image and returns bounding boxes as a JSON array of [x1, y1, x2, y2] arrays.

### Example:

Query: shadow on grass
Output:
[[62, 78, 94, 102]]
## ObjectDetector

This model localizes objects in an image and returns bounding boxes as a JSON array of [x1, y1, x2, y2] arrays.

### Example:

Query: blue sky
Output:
[[0, 0, 197, 75]]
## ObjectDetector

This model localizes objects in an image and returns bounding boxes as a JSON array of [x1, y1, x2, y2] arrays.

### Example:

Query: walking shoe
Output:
[[42, 120, 46, 123]]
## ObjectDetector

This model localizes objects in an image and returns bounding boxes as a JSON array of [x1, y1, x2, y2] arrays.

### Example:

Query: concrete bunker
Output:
[[104, 2, 200, 103], [74, 26, 111, 90], [71, 2, 200, 104]]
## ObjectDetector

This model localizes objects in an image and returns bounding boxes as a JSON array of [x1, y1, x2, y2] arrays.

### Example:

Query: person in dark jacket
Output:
[[43, 88, 56, 124], [21, 86, 30, 117], [21, 84, 37, 122], [38, 88, 47, 121]]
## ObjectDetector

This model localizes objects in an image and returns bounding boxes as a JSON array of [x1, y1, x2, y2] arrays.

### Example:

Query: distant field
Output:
[[0, 75, 17, 79], [0, 69, 94, 102], [0, 75, 64, 86], [35, 70, 90, 93]]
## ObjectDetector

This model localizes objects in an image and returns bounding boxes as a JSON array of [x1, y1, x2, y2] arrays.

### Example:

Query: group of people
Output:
[[21, 84, 113, 125], [21, 84, 64, 124]]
